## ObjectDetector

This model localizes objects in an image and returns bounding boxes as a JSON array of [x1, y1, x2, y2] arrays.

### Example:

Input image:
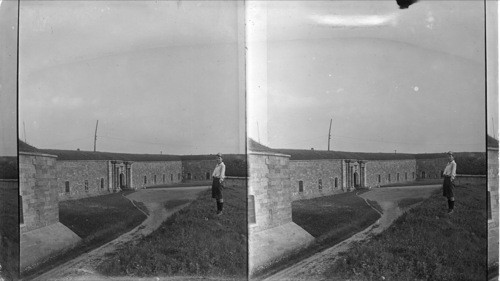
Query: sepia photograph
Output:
[[247, 1, 497, 280]]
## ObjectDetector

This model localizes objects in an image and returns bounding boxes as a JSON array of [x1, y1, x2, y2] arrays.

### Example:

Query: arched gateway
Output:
[[342, 159, 367, 189]]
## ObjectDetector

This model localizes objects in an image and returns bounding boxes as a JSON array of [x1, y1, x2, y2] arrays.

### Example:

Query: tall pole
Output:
[[492, 117, 496, 139], [94, 120, 99, 152], [23, 121, 27, 143], [328, 118, 332, 151], [257, 121, 261, 143]]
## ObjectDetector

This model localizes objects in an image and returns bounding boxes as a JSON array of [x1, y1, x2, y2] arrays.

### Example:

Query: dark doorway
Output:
[[120, 173, 125, 188]]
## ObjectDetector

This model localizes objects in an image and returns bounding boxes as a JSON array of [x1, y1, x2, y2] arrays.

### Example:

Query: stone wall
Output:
[[132, 161, 183, 188], [454, 174, 487, 186], [181, 159, 215, 182], [56, 160, 111, 201], [19, 152, 59, 234], [224, 176, 247, 189], [289, 159, 344, 201], [365, 159, 417, 187], [416, 158, 448, 180], [488, 147, 499, 267], [248, 152, 292, 233]]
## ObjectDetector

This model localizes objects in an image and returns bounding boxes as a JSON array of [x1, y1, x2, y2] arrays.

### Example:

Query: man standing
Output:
[[212, 153, 226, 215], [442, 151, 457, 214]]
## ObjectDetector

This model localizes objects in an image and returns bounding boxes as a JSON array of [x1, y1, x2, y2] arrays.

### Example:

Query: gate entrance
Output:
[[119, 173, 125, 188]]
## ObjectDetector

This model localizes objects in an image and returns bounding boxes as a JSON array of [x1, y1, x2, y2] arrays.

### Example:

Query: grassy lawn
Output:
[[398, 197, 426, 209], [96, 186, 247, 279], [293, 192, 381, 240], [59, 192, 147, 240], [252, 191, 381, 279], [22, 191, 147, 279], [0, 182, 20, 281], [324, 183, 487, 281]]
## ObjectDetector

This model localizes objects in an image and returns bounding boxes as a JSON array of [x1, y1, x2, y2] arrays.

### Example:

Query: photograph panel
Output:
[[247, 1, 491, 280], [0, 0, 20, 280], [17, 1, 246, 280]]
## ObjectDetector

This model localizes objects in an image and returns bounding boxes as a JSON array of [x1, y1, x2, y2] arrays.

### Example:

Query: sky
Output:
[[247, 1, 494, 154], [17, 0, 245, 155], [0, 0, 18, 156], [1, 1, 498, 156]]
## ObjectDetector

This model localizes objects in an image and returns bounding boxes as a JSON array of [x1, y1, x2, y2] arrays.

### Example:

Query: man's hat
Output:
[[216, 153, 222, 157], [447, 151, 454, 156]]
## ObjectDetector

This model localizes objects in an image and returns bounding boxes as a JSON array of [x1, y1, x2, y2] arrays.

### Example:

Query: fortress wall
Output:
[[248, 152, 292, 233], [19, 152, 59, 233], [132, 161, 183, 188], [365, 159, 417, 187], [289, 159, 344, 201], [224, 176, 247, 189], [181, 159, 215, 182], [488, 147, 498, 267], [416, 158, 448, 180], [56, 160, 110, 201]]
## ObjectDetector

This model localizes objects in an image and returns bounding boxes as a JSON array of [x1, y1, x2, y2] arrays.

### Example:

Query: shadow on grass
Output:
[[366, 199, 384, 214], [324, 183, 487, 281], [398, 197, 425, 209], [252, 191, 380, 279], [164, 200, 192, 210], [22, 191, 147, 280]]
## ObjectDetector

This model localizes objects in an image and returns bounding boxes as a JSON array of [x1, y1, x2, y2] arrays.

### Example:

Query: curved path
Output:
[[32, 186, 208, 281], [264, 184, 440, 281]]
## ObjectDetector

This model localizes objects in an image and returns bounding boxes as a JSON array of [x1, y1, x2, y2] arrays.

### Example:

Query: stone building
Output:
[[247, 145, 314, 274], [39, 148, 186, 201], [36, 149, 243, 201], [488, 135, 499, 271], [18, 141, 81, 271], [247, 138, 450, 274], [271, 145, 447, 201], [18, 140, 238, 271], [181, 158, 218, 182]]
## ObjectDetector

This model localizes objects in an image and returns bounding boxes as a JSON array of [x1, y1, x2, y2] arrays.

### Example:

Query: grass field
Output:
[[59, 192, 147, 240], [0, 182, 20, 281], [293, 192, 381, 240], [22, 191, 147, 279], [252, 191, 381, 278], [324, 183, 487, 281], [96, 186, 247, 279]]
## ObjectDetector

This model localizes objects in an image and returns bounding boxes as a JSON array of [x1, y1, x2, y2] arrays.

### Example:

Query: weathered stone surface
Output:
[[19, 152, 59, 234], [488, 147, 498, 266], [416, 158, 448, 180], [132, 161, 183, 188], [182, 159, 216, 182], [289, 160, 343, 200], [365, 159, 417, 187], [56, 160, 110, 201], [224, 177, 247, 189], [248, 153, 292, 234]]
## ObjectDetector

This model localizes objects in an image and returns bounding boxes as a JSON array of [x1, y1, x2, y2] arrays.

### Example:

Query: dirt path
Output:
[[263, 185, 440, 281], [32, 186, 208, 281]]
